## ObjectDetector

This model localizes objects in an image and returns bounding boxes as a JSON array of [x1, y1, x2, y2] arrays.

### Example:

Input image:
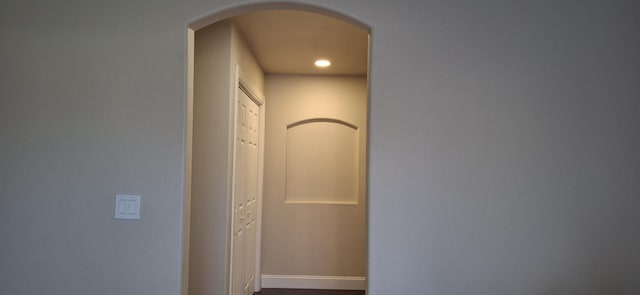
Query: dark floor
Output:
[[254, 289, 365, 295]]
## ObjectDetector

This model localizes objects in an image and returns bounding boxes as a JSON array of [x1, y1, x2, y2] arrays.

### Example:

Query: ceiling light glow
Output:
[[314, 59, 331, 67]]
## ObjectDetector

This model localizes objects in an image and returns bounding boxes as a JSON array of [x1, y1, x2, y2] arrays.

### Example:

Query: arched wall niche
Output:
[[285, 118, 361, 204]]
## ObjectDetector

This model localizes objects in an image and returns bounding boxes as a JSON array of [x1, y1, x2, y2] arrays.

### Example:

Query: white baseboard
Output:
[[261, 275, 366, 290]]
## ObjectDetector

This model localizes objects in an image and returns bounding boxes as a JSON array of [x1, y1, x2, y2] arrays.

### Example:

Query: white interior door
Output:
[[231, 88, 260, 295]]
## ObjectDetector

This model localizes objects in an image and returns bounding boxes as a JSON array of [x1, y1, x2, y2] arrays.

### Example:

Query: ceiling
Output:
[[230, 10, 369, 76]]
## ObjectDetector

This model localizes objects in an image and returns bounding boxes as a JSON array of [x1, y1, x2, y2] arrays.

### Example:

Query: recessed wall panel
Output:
[[285, 119, 359, 204]]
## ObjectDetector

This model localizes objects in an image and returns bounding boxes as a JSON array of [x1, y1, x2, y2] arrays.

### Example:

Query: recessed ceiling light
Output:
[[314, 59, 331, 67]]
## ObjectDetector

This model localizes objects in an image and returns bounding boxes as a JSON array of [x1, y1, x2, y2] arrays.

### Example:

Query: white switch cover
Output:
[[115, 194, 140, 219]]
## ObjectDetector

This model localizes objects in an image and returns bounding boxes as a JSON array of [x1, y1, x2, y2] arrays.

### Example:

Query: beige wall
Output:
[[189, 20, 263, 295], [262, 75, 367, 276], [1, 1, 639, 295], [190, 20, 233, 295]]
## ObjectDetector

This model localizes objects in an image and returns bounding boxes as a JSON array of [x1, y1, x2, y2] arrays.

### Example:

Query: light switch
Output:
[[115, 194, 140, 220], [127, 200, 136, 214], [118, 199, 127, 214]]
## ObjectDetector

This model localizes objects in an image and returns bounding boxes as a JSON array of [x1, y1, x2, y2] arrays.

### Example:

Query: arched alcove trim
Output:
[[287, 118, 358, 130]]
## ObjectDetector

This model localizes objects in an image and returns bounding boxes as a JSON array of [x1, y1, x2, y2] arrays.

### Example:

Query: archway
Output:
[[185, 3, 371, 295]]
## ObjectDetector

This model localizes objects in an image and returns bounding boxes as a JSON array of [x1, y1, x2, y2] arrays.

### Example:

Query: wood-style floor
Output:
[[254, 289, 365, 295]]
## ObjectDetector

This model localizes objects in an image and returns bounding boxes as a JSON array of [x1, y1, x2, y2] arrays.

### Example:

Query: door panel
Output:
[[232, 89, 260, 295]]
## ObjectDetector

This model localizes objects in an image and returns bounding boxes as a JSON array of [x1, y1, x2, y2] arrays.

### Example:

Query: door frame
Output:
[[231, 65, 266, 293]]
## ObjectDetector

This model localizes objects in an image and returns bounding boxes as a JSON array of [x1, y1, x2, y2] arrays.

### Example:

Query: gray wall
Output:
[[368, 2, 640, 294], [1, 1, 639, 295]]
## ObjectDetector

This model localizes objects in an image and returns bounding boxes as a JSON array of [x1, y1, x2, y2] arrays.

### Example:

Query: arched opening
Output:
[[184, 4, 371, 295]]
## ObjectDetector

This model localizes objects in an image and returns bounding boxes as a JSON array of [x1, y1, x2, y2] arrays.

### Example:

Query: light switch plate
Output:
[[115, 194, 140, 219]]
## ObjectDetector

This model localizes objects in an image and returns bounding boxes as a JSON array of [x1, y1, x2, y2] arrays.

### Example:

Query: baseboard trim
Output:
[[261, 275, 366, 290]]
